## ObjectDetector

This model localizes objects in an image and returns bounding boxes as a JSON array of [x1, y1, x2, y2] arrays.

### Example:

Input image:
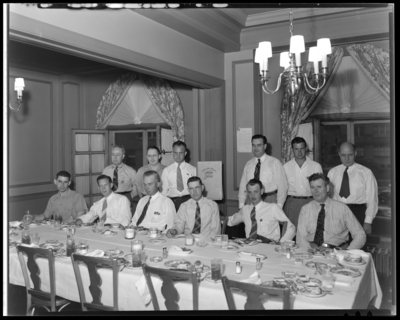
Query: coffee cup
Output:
[[348, 254, 362, 263]]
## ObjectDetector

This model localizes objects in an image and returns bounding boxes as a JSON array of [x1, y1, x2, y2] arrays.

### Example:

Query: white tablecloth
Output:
[[8, 225, 382, 310]]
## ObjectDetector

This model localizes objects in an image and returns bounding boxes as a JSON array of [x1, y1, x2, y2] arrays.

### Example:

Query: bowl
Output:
[[112, 223, 120, 229]]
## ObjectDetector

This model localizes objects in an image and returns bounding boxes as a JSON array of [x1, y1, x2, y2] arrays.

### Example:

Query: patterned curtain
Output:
[[140, 74, 185, 142], [281, 47, 344, 163], [346, 44, 390, 101], [95, 73, 137, 129]]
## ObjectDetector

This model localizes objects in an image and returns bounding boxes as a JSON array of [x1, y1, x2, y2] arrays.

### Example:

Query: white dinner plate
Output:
[[330, 267, 362, 278], [237, 251, 267, 261], [299, 288, 327, 298], [292, 253, 313, 260], [164, 260, 192, 269], [146, 234, 163, 239], [149, 238, 166, 244], [188, 264, 211, 273], [104, 249, 124, 258], [195, 241, 209, 247], [343, 257, 366, 266], [168, 249, 193, 256], [304, 261, 328, 270], [101, 231, 118, 237], [221, 244, 240, 252], [296, 277, 322, 286], [233, 238, 259, 246]]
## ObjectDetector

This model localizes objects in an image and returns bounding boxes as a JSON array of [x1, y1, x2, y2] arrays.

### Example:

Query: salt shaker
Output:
[[286, 248, 292, 259], [163, 247, 168, 259], [256, 257, 262, 270], [236, 262, 242, 274]]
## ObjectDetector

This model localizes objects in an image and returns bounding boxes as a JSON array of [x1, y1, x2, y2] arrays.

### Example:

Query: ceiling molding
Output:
[[201, 9, 243, 33], [245, 7, 364, 27], [219, 8, 248, 27]]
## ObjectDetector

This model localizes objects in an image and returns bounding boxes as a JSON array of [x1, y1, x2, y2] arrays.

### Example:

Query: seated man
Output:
[[297, 173, 366, 250], [35, 170, 87, 223], [75, 174, 131, 227], [227, 179, 295, 243], [130, 171, 176, 232], [166, 176, 221, 238]]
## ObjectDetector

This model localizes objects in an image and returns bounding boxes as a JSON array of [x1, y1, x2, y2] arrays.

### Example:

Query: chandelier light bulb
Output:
[[308, 47, 322, 74], [280, 52, 290, 69], [317, 38, 332, 68]]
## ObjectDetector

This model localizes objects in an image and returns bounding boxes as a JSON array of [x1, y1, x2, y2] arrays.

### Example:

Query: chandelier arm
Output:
[[9, 102, 22, 112], [303, 74, 327, 93], [260, 72, 285, 94]]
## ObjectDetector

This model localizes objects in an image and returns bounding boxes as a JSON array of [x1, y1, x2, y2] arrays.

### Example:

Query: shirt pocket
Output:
[[258, 219, 272, 235], [150, 212, 165, 224], [260, 169, 273, 184]]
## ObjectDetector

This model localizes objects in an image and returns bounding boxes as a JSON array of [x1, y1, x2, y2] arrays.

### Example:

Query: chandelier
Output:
[[255, 10, 331, 96]]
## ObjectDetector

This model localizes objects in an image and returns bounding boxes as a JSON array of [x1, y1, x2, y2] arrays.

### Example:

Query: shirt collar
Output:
[[146, 191, 160, 201], [103, 192, 115, 201], [341, 163, 357, 171], [255, 153, 267, 163], [57, 188, 71, 198], [112, 163, 124, 169], [175, 161, 186, 168], [252, 201, 264, 211]]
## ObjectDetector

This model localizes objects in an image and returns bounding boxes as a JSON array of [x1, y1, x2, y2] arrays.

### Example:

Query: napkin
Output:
[[9, 221, 22, 228], [135, 275, 162, 305], [86, 250, 105, 257], [346, 249, 369, 259], [169, 245, 183, 252], [239, 271, 262, 285], [334, 274, 356, 286], [334, 249, 348, 262]]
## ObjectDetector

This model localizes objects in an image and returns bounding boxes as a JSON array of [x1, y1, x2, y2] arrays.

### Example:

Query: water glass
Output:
[[77, 240, 88, 254], [321, 270, 335, 291], [131, 250, 142, 268], [21, 230, 31, 245], [221, 234, 228, 246], [97, 221, 105, 232], [131, 240, 143, 252], [31, 233, 40, 245], [54, 220, 61, 230], [211, 258, 223, 281]]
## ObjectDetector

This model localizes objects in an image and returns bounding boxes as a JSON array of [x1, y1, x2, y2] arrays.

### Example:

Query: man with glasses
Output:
[[166, 176, 221, 238], [161, 141, 196, 211], [102, 145, 137, 207]]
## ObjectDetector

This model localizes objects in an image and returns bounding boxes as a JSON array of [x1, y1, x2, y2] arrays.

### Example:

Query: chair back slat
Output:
[[221, 276, 291, 310], [71, 253, 119, 311], [142, 264, 199, 310]]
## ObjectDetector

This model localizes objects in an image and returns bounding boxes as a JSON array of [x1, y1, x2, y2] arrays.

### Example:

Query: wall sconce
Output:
[[10, 78, 25, 112]]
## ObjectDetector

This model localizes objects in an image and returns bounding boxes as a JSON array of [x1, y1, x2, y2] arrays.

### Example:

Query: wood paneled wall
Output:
[[8, 67, 84, 220]]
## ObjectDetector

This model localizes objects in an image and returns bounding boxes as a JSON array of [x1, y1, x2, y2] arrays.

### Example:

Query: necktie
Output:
[[254, 159, 261, 181], [177, 164, 184, 192], [249, 206, 257, 239], [313, 204, 325, 246], [101, 199, 107, 222], [112, 167, 118, 192], [137, 197, 151, 226], [339, 167, 350, 198], [192, 202, 201, 234]]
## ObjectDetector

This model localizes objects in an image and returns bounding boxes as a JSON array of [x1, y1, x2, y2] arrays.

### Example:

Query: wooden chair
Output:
[[142, 263, 199, 310], [16, 245, 71, 315], [71, 253, 120, 311], [221, 276, 291, 310]]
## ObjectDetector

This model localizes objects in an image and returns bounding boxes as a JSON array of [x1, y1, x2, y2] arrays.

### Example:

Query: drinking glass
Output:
[[77, 240, 88, 254], [221, 234, 228, 246], [321, 270, 335, 291], [131, 250, 143, 268], [21, 230, 31, 245], [131, 240, 143, 252], [97, 221, 104, 232], [54, 220, 61, 230], [211, 258, 223, 281], [31, 233, 40, 245]]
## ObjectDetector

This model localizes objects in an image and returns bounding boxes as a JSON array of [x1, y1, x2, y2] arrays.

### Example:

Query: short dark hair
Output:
[[291, 137, 307, 148], [308, 173, 330, 186], [172, 140, 187, 150], [147, 146, 161, 155], [187, 176, 203, 186], [56, 171, 71, 180], [246, 179, 264, 190], [252, 134, 267, 145], [97, 174, 112, 184], [143, 170, 161, 182]]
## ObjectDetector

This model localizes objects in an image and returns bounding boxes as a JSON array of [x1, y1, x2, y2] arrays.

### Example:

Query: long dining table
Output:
[[8, 224, 382, 311]]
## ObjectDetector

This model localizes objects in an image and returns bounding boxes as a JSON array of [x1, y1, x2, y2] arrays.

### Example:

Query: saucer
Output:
[[299, 287, 327, 298], [343, 257, 366, 266], [221, 244, 240, 252], [164, 259, 192, 269], [101, 230, 118, 237], [292, 253, 313, 260], [149, 238, 166, 244]]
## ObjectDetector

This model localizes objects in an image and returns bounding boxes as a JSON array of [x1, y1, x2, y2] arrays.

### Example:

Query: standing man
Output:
[[238, 134, 287, 209], [229, 179, 295, 243], [102, 145, 137, 207], [75, 175, 131, 227], [297, 173, 366, 250], [161, 141, 196, 211], [328, 142, 378, 236], [130, 171, 176, 232], [166, 176, 221, 238], [283, 137, 323, 228], [34, 171, 88, 223], [134, 146, 166, 198]]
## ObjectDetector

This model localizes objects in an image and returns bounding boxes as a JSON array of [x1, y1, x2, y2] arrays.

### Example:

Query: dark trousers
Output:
[[169, 195, 191, 212], [347, 203, 367, 248]]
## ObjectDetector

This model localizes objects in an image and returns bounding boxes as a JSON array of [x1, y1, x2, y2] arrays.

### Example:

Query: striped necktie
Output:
[[112, 167, 118, 192], [313, 204, 325, 246], [192, 202, 201, 234], [101, 199, 107, 222], [249, 206, 257, 239], [177, 163, 184, 192], [339, 167, 350, 198], [137, 197, 151, 226], [254, 159, 261, 181]]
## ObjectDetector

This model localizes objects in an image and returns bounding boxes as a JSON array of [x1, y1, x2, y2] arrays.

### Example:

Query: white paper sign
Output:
[[197, 161, 223, 200], [237, 128, 252, 153]]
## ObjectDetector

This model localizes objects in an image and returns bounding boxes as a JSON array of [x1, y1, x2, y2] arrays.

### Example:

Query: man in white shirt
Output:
[[283, 137, 323, 228], [161, 141, 197, 211], [102, 145, 137, 207], [327, 142, 378, 235], [297, 173, 366, 250], [75, 175, 131, 227], [229, 179, 295, 243], [166, 176, 221, 238], [238, 134, 287, 209], [131, 171, 176, 232]]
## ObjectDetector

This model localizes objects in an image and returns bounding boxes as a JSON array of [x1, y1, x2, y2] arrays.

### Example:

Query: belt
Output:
[[263, 190, 278, 196], [117, 191, 132, 195], [169, 195, 190, 200], [287, 195, 313, 199]]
